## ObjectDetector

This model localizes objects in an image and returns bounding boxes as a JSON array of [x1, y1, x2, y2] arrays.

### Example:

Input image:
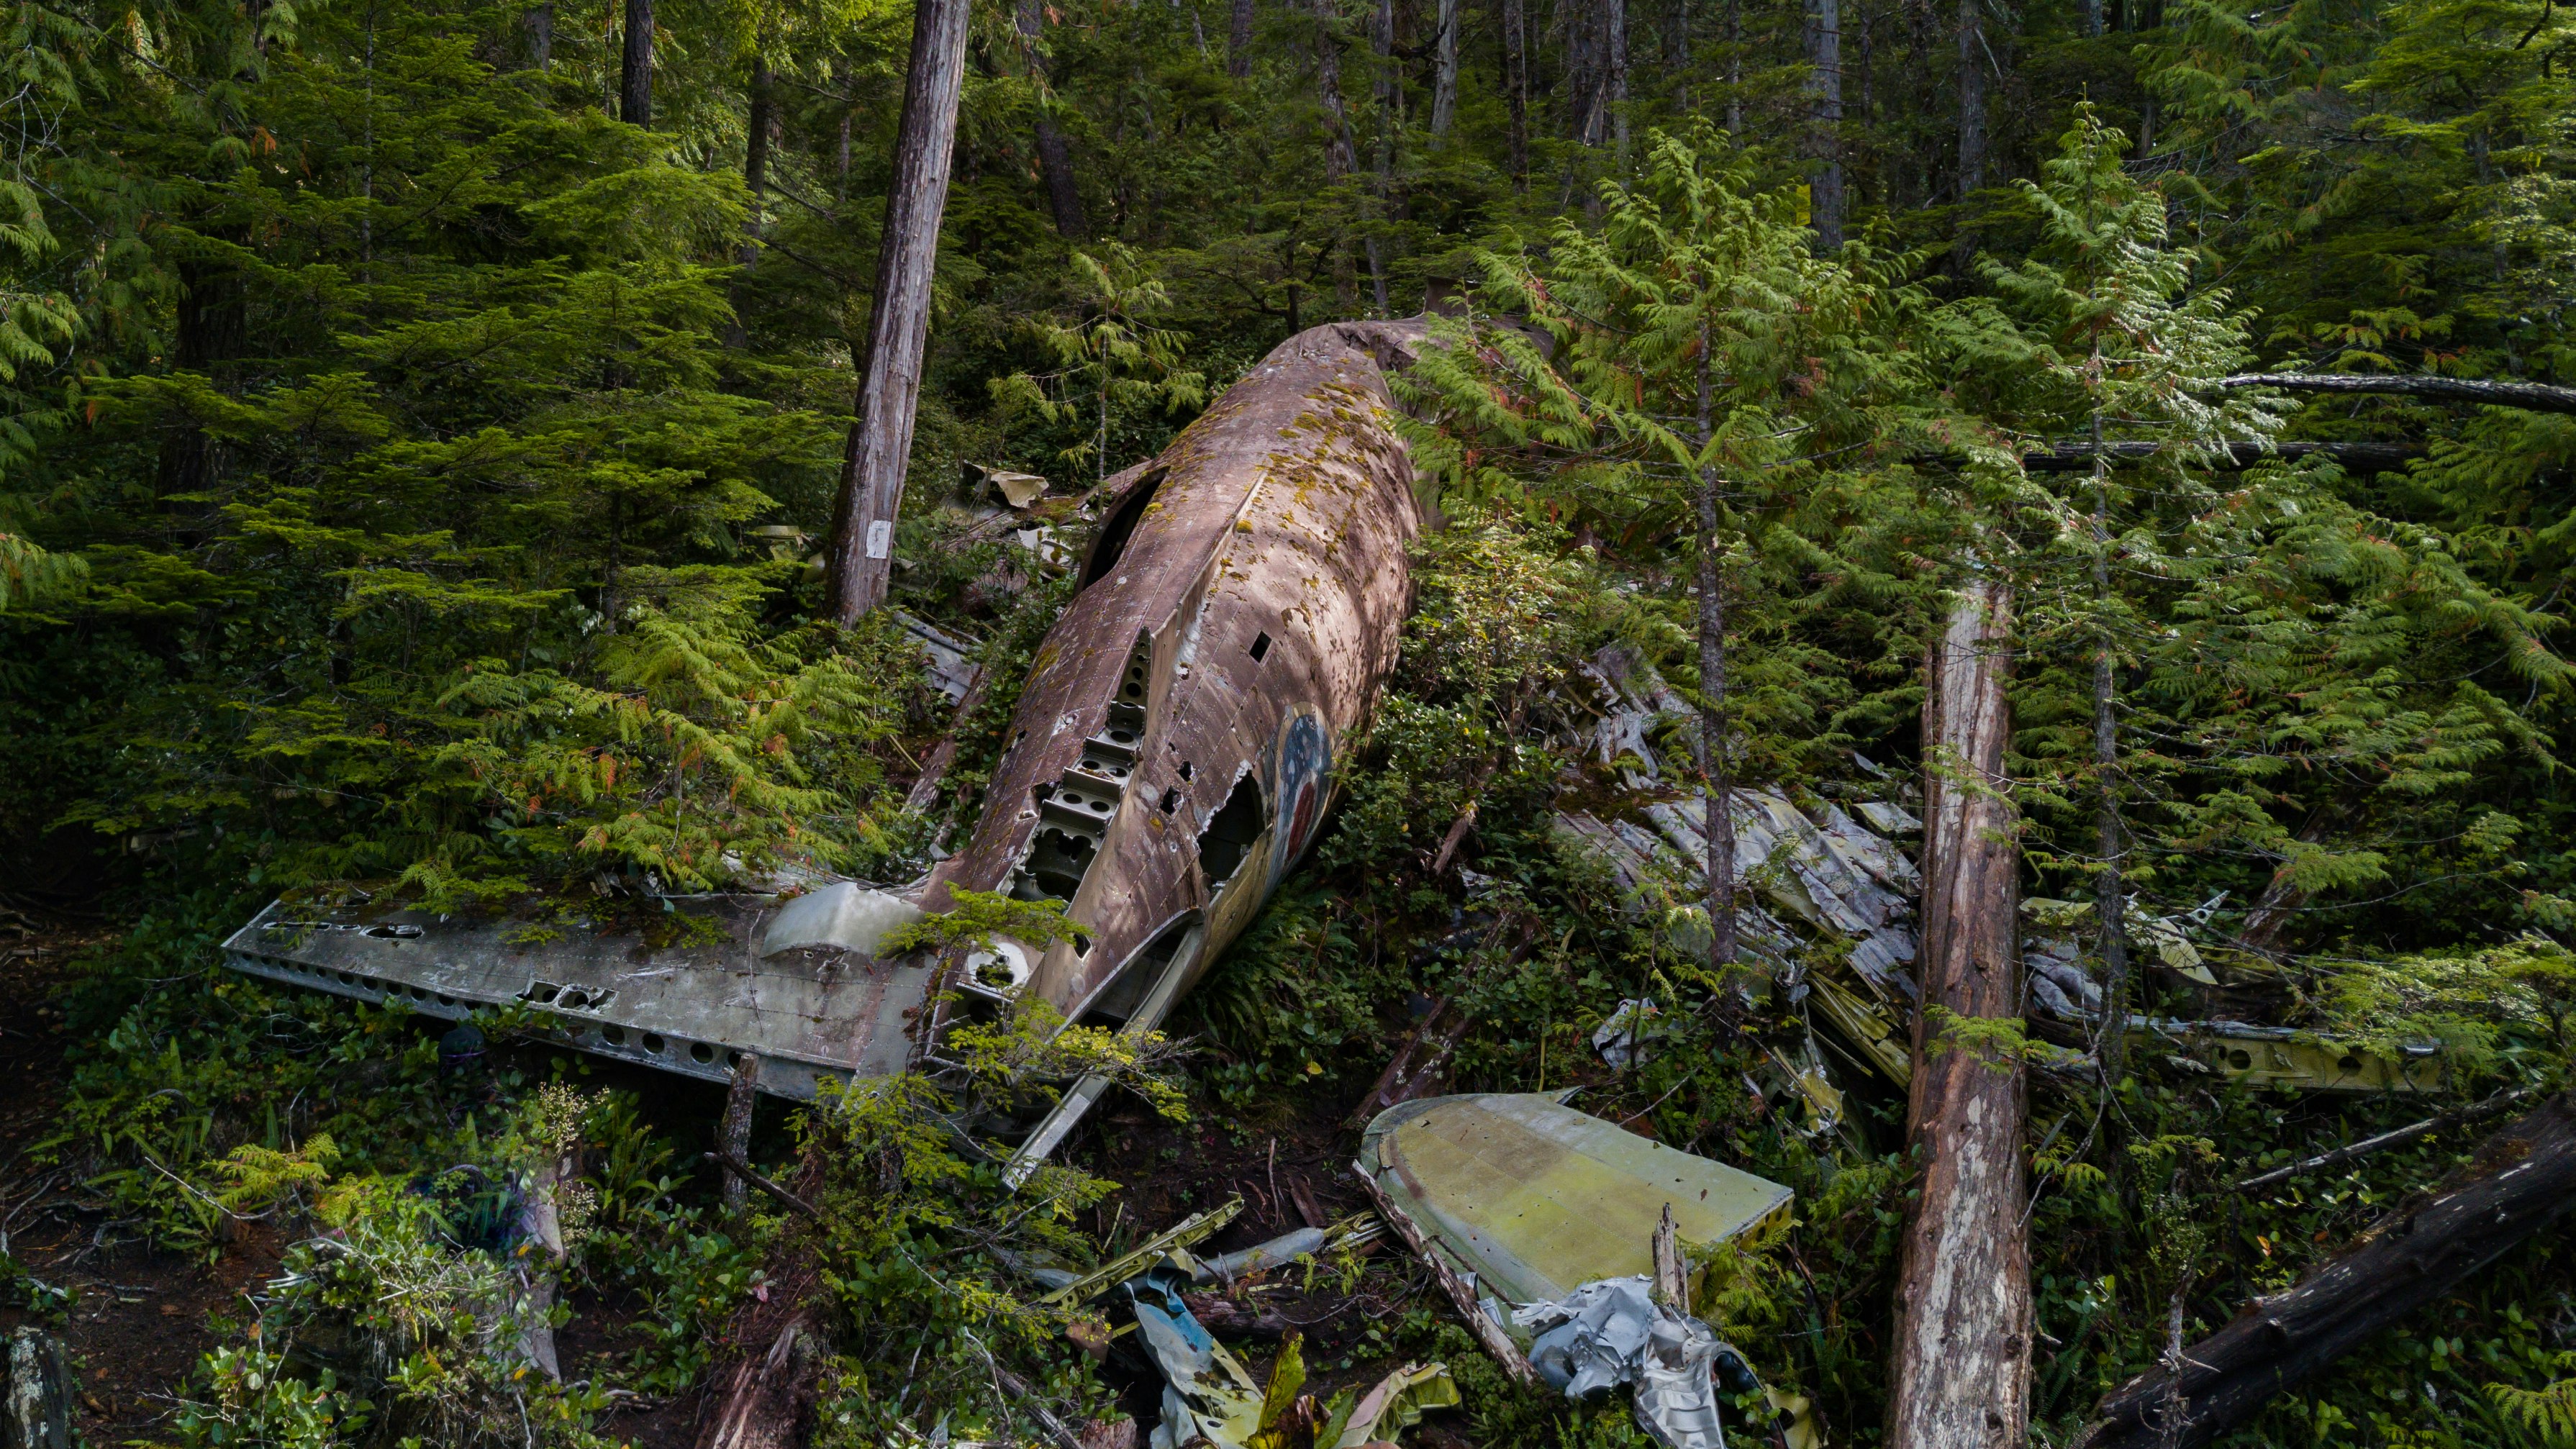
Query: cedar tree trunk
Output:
[[1888, 576, 2031, 1449], [824, 0, 974, 623], [1805, 0, 1842, 247], [1017, 0, 1088, 238], [620, 0, 653, 124]]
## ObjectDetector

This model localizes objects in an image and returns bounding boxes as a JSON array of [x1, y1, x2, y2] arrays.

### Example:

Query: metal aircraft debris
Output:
[[218, 322, 1430, 1156], [1552, 642, 2446, 1100], [1355, 1092, 1793, 1309]]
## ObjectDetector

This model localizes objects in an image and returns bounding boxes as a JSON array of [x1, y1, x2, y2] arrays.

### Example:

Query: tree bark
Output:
[[1230, 0, 1256, 75], [1605, 0, 1630, 156], [727, 63, 775, 348], [1806, 0, 1843, 247], [1503, 0, 1530, 186], [1954, 0, 1983, 200], [1692, 339, 1738, 984], [2087, 438, 2131, 1084], [694, 1247, 825, 1449], [2083, 1089, 2576, 1449], [824, 0, 974, 624], [1366, 0, 1396, 313], [717, 1054, 761, 1215], [2218, 371, 2576, 415], [1315, 0, 1360, 310], [1669, 0, 1691, 110], [620, 0, 653, 124], [1430, 0, 1460, 133], [1723, 0, 1742, 134], [524, 2, 553, 66], [1017, 0, 1089, 238], [1888, 576, 2031, 1449]]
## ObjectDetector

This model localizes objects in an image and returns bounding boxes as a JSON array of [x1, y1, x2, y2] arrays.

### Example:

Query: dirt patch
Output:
[[0, 913, 288, 1443]]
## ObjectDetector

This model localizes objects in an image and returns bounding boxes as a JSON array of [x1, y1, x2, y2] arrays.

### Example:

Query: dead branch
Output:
[[2232, 1089, 2534, 1191], [2219, 371, 2576, 416], [2085, 1088, 2576, 1449]]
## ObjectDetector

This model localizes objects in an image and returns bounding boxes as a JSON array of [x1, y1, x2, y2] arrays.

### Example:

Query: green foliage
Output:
[[797, 1004, 1171, 1443], [989, 244, 1207, 484], [880, 885, 1076, 956], [2490, 1372, 2576, 1446]]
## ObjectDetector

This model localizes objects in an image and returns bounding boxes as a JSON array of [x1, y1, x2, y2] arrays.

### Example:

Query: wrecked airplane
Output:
[[219, 319, 1430, 1164]]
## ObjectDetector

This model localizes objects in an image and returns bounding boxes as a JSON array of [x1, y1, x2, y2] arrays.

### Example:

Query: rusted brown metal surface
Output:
[[918, 321, 1426, 1079], [216, 319, 1428, 1179]]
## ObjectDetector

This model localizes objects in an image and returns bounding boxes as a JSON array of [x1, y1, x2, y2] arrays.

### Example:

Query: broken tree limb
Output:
[[2218, 371, 2576, 416], [2232, 1088, 2534, 1191], [1347, 999, 1468, 1127], [704, 1150, 821, 1222], [694, 1248, 825, 1449], [1353, 1161, 1540, 1387], [901, 659, 990, 815], [2015, 440, 2423, 473], [1429, 801, 1479, 873], [719, 1055, 761, 1215], [1887, 576, 2033, 1449], [2085, 1088, 2576, 1449]]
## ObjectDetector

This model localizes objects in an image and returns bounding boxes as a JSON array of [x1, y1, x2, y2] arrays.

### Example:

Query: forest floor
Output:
[[0, 901, 1496, 1446], [0, 911, 268, 1445]]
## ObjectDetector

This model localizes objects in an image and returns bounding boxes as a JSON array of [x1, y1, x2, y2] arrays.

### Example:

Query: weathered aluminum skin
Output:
[[922, 319, 1427, 1029], [1357, 1093, 1795, 1308], [217, 319, 1427, 1107], [219, 897, 927, 1099]]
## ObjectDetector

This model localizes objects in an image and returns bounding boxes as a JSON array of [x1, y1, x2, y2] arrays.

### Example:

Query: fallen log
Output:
[[2082, 1087, 2576, 1449], [2018, 440, 2422, 473], [2218, 371, 2576, 416], [1887, 576, 2033, 1449]]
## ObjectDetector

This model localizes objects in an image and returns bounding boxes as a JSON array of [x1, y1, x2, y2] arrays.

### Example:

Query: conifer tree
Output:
[[1401, 125, 1935, 986]]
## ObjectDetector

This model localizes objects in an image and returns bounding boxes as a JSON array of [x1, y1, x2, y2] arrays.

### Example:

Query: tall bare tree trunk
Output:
[[1669, 0, 1691, 110], [1693, 340, 1738, 982], [1806, 0, 1843, 247], [2088, 437, 2132, 1083], [1316, 0, 1360, 310], [1430, 0, 1460, 132], [823, 0, 974, 623], [1504, 0, 1530, 186], [728, 63, 775, 348], [1888, 577, 2031, 1449], [1954, 0, 1983, 196], [1723, 0, 1742, 134], [1017, 0, 1089, 237], [1366, 0, 1396, 312], [1230, 0, 1256, 73], [620, 0, 653, 124], [1605, 0, 1630, 156], [525, 2, 553, 65]]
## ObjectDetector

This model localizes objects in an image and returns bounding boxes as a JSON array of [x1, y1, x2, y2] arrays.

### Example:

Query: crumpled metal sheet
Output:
[[1592, 998, 1669, 1068], [1127, 1268, 1266, 1449], [1356, 1093, 1793, 1307], [1511, 1276, 1731, 1449]]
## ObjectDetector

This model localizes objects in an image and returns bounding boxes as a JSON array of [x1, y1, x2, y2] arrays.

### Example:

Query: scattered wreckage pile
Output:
[[967, 1087, 1813, 1449], [1550, 645, 2446, 1121], [201, 317, 2480, 1448]]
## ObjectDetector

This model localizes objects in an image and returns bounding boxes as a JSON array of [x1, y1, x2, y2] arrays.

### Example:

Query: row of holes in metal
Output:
[[250, 958, 725, 1066]]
